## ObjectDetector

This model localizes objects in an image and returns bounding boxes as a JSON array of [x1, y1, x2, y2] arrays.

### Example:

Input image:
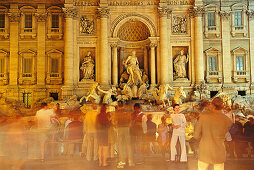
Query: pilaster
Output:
[[35, 5, 47, 87], [150, 42, 157, 85], [97, 7, 110, 85], [62, 6, 77, 98], [220, 10, 232, 84], [111, 43, 118, 86], [247, 10, 254, 91], [158, 7, 171, 84], [192, 6, 204, 84]]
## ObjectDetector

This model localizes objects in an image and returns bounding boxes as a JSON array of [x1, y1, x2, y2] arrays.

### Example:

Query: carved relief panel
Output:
[[172, 15, 187, 34], [80, 16, 95, 35]]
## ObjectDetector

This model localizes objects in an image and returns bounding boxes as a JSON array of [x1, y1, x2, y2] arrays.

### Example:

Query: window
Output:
[[51, 14, 59, 28], [50, 58, 59, 77], [210, 91, 218, 98], [50, 93, 59, 100], [23, 57, 32, 77], [0, 14, 5, 28], [238, 91, 246, 96], [209, 56, 217, 71], [0, 57, 4, 74], [23, 93, 31, 108], [25, 14, 32, 28], [208, 12, 215, 26], [234, 12, 242, 26], [236, 56, 244, 71]]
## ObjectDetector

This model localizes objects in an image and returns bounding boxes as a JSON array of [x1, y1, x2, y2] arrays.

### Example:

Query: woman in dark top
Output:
[[96, 104, 111, 167]]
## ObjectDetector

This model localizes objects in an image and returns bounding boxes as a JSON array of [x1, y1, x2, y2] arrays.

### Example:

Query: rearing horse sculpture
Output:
[[173, 87, 186, 105], [149, 84, 173, 107]]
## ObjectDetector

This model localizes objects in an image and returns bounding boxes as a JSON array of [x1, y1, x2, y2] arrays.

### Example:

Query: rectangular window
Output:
[[51, 58, 59, 73], [25, 14, 32, 28], [209, 56, 217, 71], [234, 12, 242, 26], [23, 93, 31, 108], [208, 12, 215, 27], [23, 58, 32, 73], [51, 14, 59, 28], [0, 14, 5, 28], [236, 56, 244, 71], [0, 58, 4, 73]]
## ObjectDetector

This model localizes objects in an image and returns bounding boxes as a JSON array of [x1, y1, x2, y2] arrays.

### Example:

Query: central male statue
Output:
[[123, 50, 143, 86]]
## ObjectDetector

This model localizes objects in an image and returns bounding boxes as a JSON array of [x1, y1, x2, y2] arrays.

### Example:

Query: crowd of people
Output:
[[0, 97, 254, 170]]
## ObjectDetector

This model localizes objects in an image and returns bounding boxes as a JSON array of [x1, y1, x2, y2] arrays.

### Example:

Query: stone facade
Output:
[[0, 0, 253, 107]]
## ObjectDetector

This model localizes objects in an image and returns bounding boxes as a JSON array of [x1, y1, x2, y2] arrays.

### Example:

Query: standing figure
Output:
[[158, 116, 169, 160], [35, 103, 56, 160], [124, 50, 143, 86], [194, 97, 232, 170], [80, 51, 95, 80], [97, 86, 117, 104], [170, 104, 187, 162], [174, 50, 188, 78], [96, 104, 111, 167]]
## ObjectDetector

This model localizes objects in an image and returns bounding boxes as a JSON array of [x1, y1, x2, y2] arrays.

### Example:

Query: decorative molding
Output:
[[150, 42, 157, 48], [63, 7, 78, 18], [190, 6, 204, 18], [158, 7, 171, 17], [219, 11, 231, 20], [35, 12, 47, 22], [8, 12, 20, 22], [247, 10, 254, 19], [96, 7, 110, 18], [111, 43, 118, 48], [80, 16, 94, 35]]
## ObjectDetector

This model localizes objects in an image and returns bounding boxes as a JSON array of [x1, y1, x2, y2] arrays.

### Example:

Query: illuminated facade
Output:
[[0, 0, 253, 107]]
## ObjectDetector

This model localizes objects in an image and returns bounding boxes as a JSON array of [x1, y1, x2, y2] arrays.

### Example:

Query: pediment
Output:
[[0, 49, 8, 55], [232, 47, 248, 54], [46, 49, 63, 55], [19, 49, 36, 55], [204, 47, 220, 53]]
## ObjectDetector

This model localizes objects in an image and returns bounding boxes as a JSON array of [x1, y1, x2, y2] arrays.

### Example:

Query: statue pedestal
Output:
[[76, 80, 96, 97]]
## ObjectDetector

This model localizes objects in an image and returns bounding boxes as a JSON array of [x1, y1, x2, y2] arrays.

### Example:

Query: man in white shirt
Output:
[[35, 102, 56, 160], [170, 104, 187, 162]]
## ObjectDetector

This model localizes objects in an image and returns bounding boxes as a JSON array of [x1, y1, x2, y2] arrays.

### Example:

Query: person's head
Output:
[[180, 50, 184, 55], [147, 114, 153, 121], [134, 103, 141, 112], [161, 116, 166, 123], [87, 51, 91, 56], [41, 102, 48, 109], [198, 99, 211, 111], [132, 50, 136, 56], [211, 97, 224, 111], [100, 104, 107, 114], [117, 101, 124, 109], [173, 104, 180, 114], [92, 103, 97, 110]]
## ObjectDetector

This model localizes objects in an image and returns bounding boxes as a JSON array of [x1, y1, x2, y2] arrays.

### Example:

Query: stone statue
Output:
[[80, 82, 100, 104], [148, 84, 173, 107], [173, 50, 188, 79], [80, 51, 95, 80], [97, 86, 117, 104], [173, 87, 186, 105], [123, 50, 143, 86], [80, 17, 94, 34]]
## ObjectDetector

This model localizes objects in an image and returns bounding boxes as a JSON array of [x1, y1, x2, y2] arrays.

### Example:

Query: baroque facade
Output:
[[0, 0, 253, 107]]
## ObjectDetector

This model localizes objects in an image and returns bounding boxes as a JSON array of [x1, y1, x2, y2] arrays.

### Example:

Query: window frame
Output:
[[20, 6, 36, 39], [0, 6, 9, 39], [47, 6, 63, 40], [204, 4, 220, 38], [231, 3, 247, 37], [0, 49, 9, 85]]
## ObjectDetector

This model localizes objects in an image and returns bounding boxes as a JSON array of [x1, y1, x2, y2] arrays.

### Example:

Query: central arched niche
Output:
[[117, 19, 150, 41]]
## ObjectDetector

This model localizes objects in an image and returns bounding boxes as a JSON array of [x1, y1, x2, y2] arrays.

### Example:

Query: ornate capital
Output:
[[150, 42, 157, 48], [111, 43, 118, 48], [190, 6, 204, 18], [63, 7, 78, 18], [96, 7, 110, 18], [247, 10, 254, 19], [35, 13, 47, 22], [158, 7, 171, 17], [219, 11, 231, 20], [8, 12, 20, 22]]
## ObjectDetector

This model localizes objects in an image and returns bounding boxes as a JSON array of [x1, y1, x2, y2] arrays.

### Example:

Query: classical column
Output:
[[63, 7, 76, 86], [35, 6, 47, 86], [248, 10, 254, 90], [220, 11, 231, 84], [193, 7, 204, 83], [158, 7, 170, 84], [150, 43, 156, 85], [112, 43, 118, 85], [143, 47, 148, 74], [97, 7, 110, 85], [8, 6, 20, 86]]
